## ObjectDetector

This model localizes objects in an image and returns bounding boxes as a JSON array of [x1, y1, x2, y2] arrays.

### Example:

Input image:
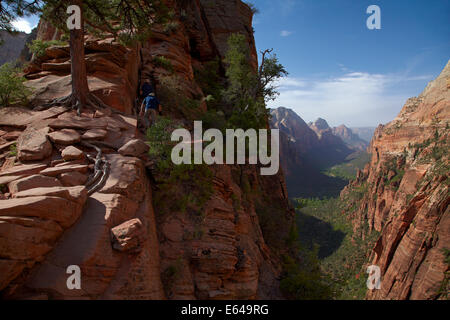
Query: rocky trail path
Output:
[[0, 105, 165, 299]]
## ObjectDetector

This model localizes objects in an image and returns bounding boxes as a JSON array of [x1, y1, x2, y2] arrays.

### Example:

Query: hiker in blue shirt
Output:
[[139, 92, 162, 128]]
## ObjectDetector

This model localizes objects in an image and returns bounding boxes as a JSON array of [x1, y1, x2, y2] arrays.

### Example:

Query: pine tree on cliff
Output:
[[224, 33, 287, 130], [23, 0, 168, 114]]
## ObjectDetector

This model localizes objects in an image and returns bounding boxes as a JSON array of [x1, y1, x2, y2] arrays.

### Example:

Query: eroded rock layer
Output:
[[342, 60, 450, 300]]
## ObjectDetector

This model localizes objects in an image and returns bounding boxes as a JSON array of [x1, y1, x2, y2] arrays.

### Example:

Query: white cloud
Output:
[[280, 30, 293, 37], [12, 18, 34, 33], [276, 78, 307, 87], [268, 71, 433, 127]]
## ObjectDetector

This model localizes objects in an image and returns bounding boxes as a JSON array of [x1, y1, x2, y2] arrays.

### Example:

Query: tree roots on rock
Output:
[[40, 92, 110, 116], [81, 141, 110, 196]]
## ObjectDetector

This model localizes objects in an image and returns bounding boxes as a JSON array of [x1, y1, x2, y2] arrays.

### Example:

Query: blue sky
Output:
[[252, 0, 450, 127], [11, 0, 450, 127]]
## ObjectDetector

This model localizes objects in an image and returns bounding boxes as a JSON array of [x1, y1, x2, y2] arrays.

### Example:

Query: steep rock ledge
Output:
[[341, 60, 450, 300]]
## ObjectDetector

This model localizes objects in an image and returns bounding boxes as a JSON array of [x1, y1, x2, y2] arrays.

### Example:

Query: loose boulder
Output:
[[47, 129, 81, 145], [110, 218, 147, 253], [118, 139, 149, 157], [17, 127, 53, 162], [61, 146, 85, 161]]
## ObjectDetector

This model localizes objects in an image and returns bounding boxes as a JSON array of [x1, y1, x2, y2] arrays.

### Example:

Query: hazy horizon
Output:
[[271, 106, 380, 129]]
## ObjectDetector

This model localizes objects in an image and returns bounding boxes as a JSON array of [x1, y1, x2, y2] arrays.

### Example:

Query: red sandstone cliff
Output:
[[0, 0, 293, 300], [341, 60, 450, 300]]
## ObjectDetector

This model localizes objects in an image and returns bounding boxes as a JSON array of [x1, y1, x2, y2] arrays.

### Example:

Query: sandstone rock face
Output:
[[9, 170, 164, 299], [25, 29, 139, 115], [341, 60, 450, 300], [198, 0, 258, 67], [156, 164, 291, 300], [136, 0, 292, 299], [309, 118, 330, 133], [0, 185, 87, 291], [139, 0, 257, 119]]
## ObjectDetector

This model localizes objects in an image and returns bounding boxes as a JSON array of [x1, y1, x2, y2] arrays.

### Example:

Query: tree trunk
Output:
[[70, 0, 89, 108]]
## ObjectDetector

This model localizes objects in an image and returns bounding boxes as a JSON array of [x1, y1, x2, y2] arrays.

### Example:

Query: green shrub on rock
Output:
[[27, 39, 67, 58], [0, 63, 32, 107]]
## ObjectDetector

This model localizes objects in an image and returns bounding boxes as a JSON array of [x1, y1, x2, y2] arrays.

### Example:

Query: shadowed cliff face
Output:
[[332, 125, 368, 151], [270, 107, 320, 174], [342, 60, 449, 300], [270, 108, 365, 198], [0, 0, 293, 300], [0, 31, 28, 65]]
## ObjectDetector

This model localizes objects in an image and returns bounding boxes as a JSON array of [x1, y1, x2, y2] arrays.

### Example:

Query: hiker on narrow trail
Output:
[[137, 79, 162, 130], [139, 91, 163, 129]]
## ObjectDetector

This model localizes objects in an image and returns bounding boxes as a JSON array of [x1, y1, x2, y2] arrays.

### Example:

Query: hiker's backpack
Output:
[[144, 95, 159, 110]]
